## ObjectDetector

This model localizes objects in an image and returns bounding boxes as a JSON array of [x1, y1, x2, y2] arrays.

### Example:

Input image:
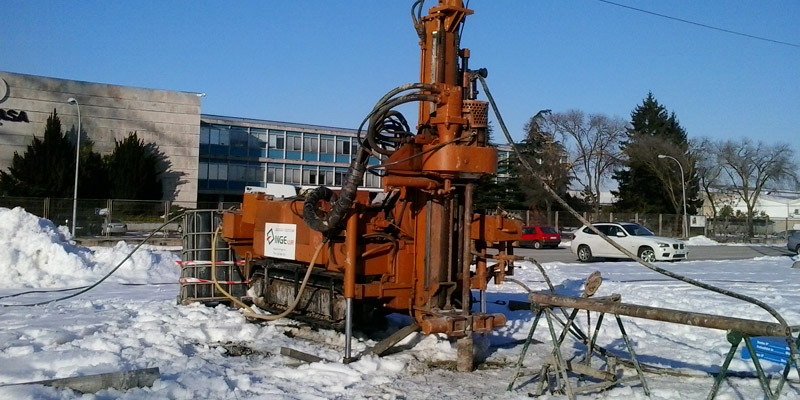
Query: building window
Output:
[[365, 172, 381, 188], [198, 161, 208, 180], [249, 128, 267, 158], [210, 127, 229, 146], [336, 138, 350, 155], [320, 136, 334, 154], [318, 167, 333, 185], [334, 167, 349, 186], [268, 131, 285, 149], [303, 136, 318, 153], [285, 165, 301, 184], [208, 162, 228, 180], [247, 164, 265, 184], [303, 134, 318, 162], [267, 164, 283, 183], [229, 162, 247, 182], [287, 133, 302, 152], [230, 127, 249, 157], [302, 166, 317, 185]]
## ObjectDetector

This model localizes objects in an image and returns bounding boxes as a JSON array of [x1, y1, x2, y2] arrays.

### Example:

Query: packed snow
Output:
[[2, 206, 800, 399]]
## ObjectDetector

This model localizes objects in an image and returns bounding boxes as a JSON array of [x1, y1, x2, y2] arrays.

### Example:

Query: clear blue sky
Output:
[[2, 1, 798, 153]]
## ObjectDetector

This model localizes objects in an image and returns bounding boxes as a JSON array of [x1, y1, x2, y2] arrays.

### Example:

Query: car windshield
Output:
[[541, 227, 557, 234], [621, 224, 654, 236]]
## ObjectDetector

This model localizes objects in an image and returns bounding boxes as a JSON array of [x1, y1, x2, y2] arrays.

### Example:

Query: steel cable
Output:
[[476, 75, 800, 374]]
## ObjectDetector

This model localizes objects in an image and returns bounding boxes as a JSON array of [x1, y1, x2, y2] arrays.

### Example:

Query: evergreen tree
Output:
[[65, 126, 110, 199], [474, 124, 528, 211], [613, 93, 700, 214], [105, 132, 164, 200], [0, 110, 76, 197], [473, 154, 528, 212]]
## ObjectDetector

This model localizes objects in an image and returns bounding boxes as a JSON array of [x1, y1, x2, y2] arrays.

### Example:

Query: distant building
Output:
[[700, 190, 800, 219]]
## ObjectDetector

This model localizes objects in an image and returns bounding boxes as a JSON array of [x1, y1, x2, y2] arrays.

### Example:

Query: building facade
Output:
[[198, 115, 382, 203], [0, 71, 201, 205]]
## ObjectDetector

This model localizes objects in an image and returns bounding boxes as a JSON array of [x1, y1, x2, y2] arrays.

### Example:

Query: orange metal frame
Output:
[[222, 0, 520, 337]]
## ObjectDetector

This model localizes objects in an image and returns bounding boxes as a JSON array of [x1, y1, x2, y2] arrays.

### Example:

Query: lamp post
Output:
[[658, 154, 688, 238], [68, 98, 81, 238]]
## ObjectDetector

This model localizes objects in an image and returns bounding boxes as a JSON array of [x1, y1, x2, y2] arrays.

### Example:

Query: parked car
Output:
[[788, 231, 800, 255], [571, 222, 688, 263], [521, 226, 561, 249], [101, 219, 128, 235]]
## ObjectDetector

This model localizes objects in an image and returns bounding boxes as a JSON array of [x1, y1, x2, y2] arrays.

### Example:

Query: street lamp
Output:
[[658, 154, 688, 238], [67, 98, 81, 238]]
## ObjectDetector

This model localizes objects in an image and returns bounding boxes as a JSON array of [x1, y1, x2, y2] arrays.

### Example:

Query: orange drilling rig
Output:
[[182, 0, 521, 370]]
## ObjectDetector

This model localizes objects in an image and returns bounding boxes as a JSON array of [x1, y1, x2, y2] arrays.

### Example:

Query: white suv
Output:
[[571, 222, 688, 262]]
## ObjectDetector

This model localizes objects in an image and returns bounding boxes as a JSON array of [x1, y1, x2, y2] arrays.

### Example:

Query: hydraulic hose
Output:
[[303, 159, 367, 235], [476, 74, 800, 373], [304, 87, 437, 235]]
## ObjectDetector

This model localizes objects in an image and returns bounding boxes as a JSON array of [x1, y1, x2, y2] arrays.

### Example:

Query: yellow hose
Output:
[[210, 224, 326, 322]]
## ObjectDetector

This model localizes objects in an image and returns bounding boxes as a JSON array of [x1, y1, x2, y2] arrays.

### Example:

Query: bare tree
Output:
[[691, 137, 734, 219], [715, 139, 798, 238], [544, 110, 626, 214]]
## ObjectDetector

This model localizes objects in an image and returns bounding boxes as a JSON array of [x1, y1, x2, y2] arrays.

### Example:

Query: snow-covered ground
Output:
[[2, 206, 800, 399]]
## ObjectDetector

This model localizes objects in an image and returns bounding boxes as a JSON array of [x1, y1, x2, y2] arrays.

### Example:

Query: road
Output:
[[515, 244, 797, 263]]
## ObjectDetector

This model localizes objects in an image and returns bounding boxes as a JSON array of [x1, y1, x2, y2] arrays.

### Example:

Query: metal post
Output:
[[615, 315, 650, 396], [554, 211, 559, 232], [344, 212, 358, 361], [508, 308, 543, 391], [658, 154, 688, 238], [457, 184, 475, 372], [344, 298, 353, 360], [68, 98, 81, 237]]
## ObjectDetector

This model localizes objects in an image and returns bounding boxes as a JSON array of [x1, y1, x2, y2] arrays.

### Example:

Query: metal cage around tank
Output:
[[178, 209, 249, 304]]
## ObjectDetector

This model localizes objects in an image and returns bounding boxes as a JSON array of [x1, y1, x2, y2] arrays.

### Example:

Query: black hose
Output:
[[1, 214, 184, 307], [302, 156, 367, 236], [303, 87, 436, 235]]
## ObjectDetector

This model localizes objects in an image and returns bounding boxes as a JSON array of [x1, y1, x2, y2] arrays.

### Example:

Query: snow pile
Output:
[[0, 207, 179, 288], [687, 235, 720, 245]]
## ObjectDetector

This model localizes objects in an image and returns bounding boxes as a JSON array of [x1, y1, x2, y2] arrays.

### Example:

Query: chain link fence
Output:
[[0, 196, 203, 238], [2, 196, 796, 243], [492, 209, 798, 243]]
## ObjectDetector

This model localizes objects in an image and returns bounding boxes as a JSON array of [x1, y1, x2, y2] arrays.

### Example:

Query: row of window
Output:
[[201, 124, 359, 162], [198, 160, 381, 189]]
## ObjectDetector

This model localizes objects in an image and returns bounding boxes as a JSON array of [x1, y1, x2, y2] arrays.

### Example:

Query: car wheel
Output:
[[577, 245, 593, 262], [533, 241, 542, 249], [638, 247, 656, 263]]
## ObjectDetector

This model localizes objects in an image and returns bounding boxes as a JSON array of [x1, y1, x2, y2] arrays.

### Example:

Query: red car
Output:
[[521, 226, 562, 249]]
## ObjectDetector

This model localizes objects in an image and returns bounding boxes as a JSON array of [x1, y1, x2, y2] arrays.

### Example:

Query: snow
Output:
[[2, 206, 800, 399], [0, 207, 179, 288], [686, 235, 721, 246]]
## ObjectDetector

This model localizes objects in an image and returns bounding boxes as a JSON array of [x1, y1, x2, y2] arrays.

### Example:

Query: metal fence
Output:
[[498, 209, 799, 243], [2, 196, 796, 243], [0, 196, 203, 237]]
